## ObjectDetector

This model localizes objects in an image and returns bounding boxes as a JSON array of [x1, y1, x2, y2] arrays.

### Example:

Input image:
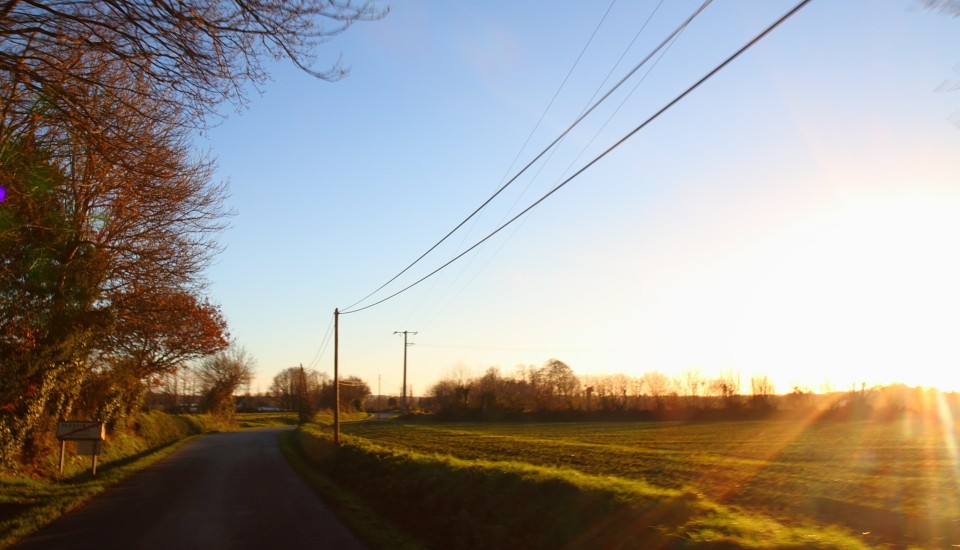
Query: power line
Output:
[[306, 314, 335, 370], [404, 0, 621, 327], [340, 0, 714, 314], [340, 0, 813, 315], [407, 2, 670, 331], [553, 10, 686, 188], [495, 0, 667, 225], [491, 0, 619, 196]]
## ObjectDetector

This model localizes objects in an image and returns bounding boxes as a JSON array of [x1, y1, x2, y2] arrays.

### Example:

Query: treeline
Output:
[[268, 366, 372, 422], [0, 1, 382, 470], [422, 359, 959, 422]]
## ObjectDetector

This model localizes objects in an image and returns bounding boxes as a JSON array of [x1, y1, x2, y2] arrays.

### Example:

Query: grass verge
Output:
[[0, 433, 195, 548], [278, 429, 423, 550], [0, 409, 297, 549], [292, 424, 873, 550]]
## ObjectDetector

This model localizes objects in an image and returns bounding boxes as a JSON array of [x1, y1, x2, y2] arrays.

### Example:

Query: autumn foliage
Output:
[[0, 0, 385, 469]]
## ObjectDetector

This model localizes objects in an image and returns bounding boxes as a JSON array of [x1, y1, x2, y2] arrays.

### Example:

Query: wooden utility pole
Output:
[[333, 309, 340, 445], [394, 330, 417, 411]]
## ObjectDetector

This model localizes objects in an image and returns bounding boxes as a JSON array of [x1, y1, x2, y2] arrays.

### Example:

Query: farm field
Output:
[[340, 418, 960, 548]]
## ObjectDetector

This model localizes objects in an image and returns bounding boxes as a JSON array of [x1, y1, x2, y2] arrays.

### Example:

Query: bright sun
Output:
[[739, 185, 960, 393]]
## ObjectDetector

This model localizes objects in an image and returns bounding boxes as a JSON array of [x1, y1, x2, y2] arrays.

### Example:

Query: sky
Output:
[[198, 0, 960, 397]]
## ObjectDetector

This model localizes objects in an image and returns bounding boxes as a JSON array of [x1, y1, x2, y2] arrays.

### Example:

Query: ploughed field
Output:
[[340, 419, 960, 546]]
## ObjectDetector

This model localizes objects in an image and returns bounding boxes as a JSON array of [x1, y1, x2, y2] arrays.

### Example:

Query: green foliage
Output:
[[0, 134, 230, 467], [0, 142, 104, 465], [72, 363, 146, 433], [132, 411, 200, 449]]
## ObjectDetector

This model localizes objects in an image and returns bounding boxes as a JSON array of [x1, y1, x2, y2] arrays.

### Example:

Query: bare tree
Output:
[[641, 371, 672, 411], [270, 365, 324, 420], [0, 0, 388, 139], [709, 370, 742, 410], [749, 374, 776, 411], [270, 367, 300, 411], [676, 369, 706, 408], [628, 377, 646, 410], [195, 344, 255, 418]]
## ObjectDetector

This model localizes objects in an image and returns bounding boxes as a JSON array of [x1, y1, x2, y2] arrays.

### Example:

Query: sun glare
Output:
[[740, 185, 960, 392]]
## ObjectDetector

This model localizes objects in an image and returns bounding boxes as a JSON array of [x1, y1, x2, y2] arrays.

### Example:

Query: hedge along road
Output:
[[14, 428, 365, 550]]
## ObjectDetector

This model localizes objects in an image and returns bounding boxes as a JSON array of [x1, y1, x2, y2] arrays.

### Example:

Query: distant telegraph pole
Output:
[[333, 308, 340, 445], [393, 330, 417, 411]]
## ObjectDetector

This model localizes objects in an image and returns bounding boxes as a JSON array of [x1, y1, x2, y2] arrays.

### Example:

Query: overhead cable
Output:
[[341, 0, 715, 313], [402, 0, 619, 326], [407, 0, 670, 329], [341, 0, 813, 315], [306, 314, 335, 370]]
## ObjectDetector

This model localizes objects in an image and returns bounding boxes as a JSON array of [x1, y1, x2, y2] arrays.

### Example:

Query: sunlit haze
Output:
[[200, 1, 960, 396]]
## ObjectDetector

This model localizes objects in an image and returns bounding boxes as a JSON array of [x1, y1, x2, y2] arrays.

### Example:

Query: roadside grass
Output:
[[278, 429, 423, 550], [277, 410, 423, 550], [340, 419, 960, 547], [0, 409, 308, 549], [292, 423, 874, 549], [234, 411, 300, 428], [0, 411, 201, 549], [312, 410, 372, 425]]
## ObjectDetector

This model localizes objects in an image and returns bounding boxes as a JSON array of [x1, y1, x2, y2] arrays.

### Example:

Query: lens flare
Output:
[[936, 391, 958, 477]]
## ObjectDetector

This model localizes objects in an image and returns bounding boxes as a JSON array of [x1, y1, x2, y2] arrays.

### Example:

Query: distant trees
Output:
[[427, 360, 583, 418], [423, 361, 796, 420], [331, 376, 373, 413], [537, 359, 580, 410], [708, 370, 742, 410], [676, 369, 706, 408], [429, 377, 473, 416], [641, 371, 672, 411], [269, 368, 370, 416], [420, 360, 960, 424], [270, 365, 335, 422], [749, 375, 776, 411], [195, 345, 256, 419]]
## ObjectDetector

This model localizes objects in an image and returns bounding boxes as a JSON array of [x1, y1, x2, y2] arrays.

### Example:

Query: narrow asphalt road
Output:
[[14, 428, 366, 550]]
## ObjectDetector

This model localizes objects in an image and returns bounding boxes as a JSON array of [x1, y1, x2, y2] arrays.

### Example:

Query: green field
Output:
[[330, 418, 959, 548]]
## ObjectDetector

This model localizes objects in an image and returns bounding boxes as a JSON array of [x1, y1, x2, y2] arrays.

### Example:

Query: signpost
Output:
[[56, 421, 105, 477]]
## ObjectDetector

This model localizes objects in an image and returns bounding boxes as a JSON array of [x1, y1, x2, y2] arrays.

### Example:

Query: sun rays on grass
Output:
[[339, 401, 960, 547]]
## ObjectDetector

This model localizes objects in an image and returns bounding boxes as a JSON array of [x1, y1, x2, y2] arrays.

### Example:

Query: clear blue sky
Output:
[[198, 0, 960, 397]]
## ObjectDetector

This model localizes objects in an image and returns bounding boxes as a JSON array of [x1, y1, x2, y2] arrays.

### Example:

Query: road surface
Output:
[[14, 428, 365, 550]]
